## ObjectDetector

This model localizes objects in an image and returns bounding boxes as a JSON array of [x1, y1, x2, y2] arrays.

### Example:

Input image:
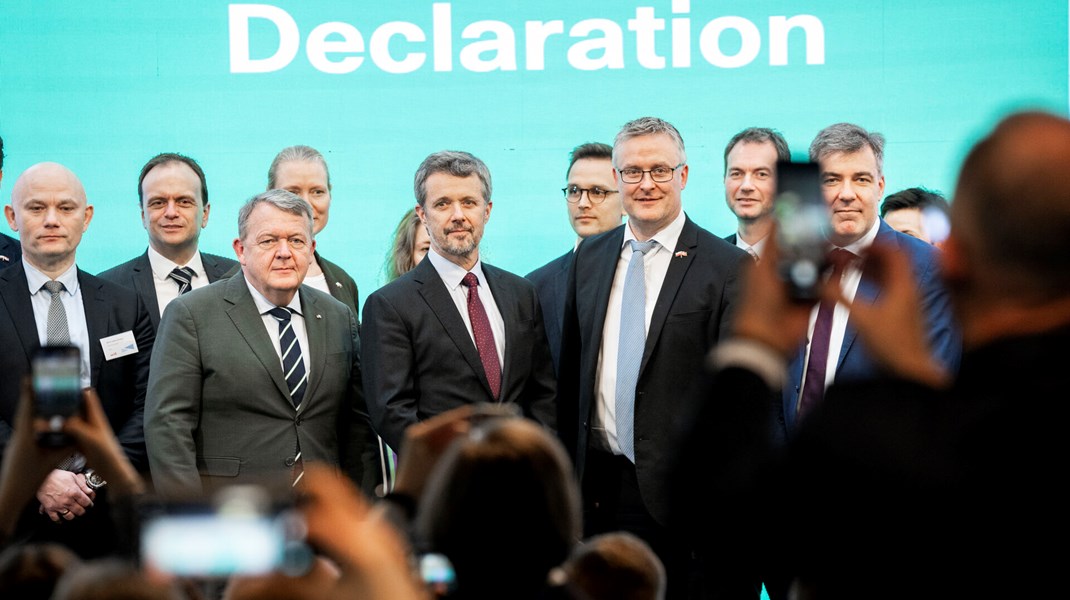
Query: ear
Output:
[[201, 202, 211, 228], [82, 205, 94, 231], [4, 205, 16, 232], [678, 164, 689, 190], [233, 238, 246, 265], [414, 203, 426, 224], [483, 200, 492, 222]]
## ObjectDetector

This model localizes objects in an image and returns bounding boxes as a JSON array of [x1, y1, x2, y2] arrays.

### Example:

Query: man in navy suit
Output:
[[559, 117, 749, 598], [0, 134, 21, 269], [527, 142, 623, 374], [721, 127, 790, 259], [362, 151, 556, 451], [1, 162, 153, 556], [781, 123, 959, 436], [98, 153, 237, 330]]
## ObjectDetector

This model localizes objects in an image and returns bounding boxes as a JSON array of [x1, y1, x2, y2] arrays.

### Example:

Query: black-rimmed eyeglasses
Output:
[[617, 163, 685, 184], [562, 186, 619, 204]]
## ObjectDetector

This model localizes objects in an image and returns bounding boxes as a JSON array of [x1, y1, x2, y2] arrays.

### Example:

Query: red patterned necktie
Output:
[[461, 272, 501, 400]]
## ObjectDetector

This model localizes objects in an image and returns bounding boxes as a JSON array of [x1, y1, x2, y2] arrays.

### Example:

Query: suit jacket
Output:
[[723, 233, 738, 246], [362, 257, 557, 450], [0, 233, 20, 269], [558, 215, 746, 526], [781, 220, 960, 435], [145, 271, 371, 497], [97, 250, 238, 331], [0, 261, 154, 470], [525, 249, 573, 376]]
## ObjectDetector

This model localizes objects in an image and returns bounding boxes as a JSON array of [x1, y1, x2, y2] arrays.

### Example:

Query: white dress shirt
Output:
[[594, 210, 687, 454], [246, 280, 312, 396], [798, 219, 882, 401], [735, 234, 767, 259], [426, 248, 506, 367], [24, 259, 91, 388], [147, 246, 210, 317]]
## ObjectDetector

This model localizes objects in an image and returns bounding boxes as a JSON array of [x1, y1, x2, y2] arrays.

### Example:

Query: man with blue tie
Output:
[[145, 190, 370, 497]]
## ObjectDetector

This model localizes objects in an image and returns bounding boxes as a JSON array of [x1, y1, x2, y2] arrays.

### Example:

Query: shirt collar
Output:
[[736, 234, 767, 256], [426, 247, 489, 291], [147, 246, 206, 282], [24, 258, 79, 297], [837, 218, 881, 255], [245, 276, 303, 316], [622, 210, 687, 253]]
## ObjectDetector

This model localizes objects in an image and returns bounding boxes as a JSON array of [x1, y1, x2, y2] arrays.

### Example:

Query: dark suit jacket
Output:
[[558, 215, 746, 526], [0, 261, 154, 470], [0, 233, 20, 269], [723, 233, 738, 246], [525, 249, 573, 376], [781, 220, 960, 435], [97, 250, 238, 331], [145, 271, 371, 497], [362, 257, 557, 450]]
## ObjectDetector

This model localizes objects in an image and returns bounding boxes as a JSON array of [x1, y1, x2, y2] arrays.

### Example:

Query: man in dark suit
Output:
[[527, 142, 623, 374], [145, 190, 370, 497], [676, 111, 1070, 599], [558, 117, 748, 598], [98, 153, 237, 331], [362, 151, 556, 451], [721, 127, 790, 259], [780, 124, 959, 437], [1, 162, 153, 556], [0, 134, 21, 269]]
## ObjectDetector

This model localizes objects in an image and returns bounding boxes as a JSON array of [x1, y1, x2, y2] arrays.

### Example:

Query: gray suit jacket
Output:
[[145, 271, 371, 497], [98, 250, 238, 331]]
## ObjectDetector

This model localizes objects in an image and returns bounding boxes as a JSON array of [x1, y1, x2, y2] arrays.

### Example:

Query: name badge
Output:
[[100, 331, 138, 361]]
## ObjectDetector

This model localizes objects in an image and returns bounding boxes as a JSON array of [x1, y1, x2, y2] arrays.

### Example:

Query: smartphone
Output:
[[141, 485, 311, 577], [774, 161, 829, 300], [32, 345, 82, 446]]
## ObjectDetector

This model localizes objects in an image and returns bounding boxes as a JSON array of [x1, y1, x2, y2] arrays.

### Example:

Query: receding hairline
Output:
[[11, 162, 87, 206]]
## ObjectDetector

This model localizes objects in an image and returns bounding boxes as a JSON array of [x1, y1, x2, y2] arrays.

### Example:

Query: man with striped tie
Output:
[[145, 190, 371, 497], [98, 153, 237, 331]]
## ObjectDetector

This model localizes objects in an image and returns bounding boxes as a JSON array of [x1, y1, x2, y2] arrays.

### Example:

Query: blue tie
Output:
[[616, 239, 658, 462]]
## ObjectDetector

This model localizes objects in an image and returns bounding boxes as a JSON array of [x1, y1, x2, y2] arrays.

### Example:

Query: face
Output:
[[415, 173, 491, 268], [412, 221, 431, 267], [614, 133, 687, 240], [819, 147, 884, 247], [6, 163, 93, 273], [233, 203, 316, 305], [883, 207, 931, 243], [724, 141, 778, 223], [141, 161, 209, 257], [274, 160, 331, 234], [566, 157, 623, 239]]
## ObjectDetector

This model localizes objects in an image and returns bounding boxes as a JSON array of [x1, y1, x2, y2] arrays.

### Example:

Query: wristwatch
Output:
[[83, 468, 107, 491]]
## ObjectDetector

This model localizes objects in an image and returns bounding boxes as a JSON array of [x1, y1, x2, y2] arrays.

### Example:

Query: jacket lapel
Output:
[[482, 263, 515, 400], [838, 222, 896, 368], [0, 263, 42, 366], [223, 272, 293, 403], [640, 217, 698, 374], [414, 259, 494, 398], [299, 287, 326, 408], [132, 252, 161, 328], [78, 270, 108, 386]]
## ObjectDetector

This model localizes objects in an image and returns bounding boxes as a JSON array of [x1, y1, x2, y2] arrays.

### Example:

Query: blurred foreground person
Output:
[[676, 111, 1070, 598], [564, 532, 665, 600]]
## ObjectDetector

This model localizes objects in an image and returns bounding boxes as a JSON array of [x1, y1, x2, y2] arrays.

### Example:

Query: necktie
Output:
[[797, 248, 857, 419], [461, 272, 501, 400], [168, 266, 197, 295], [615, 239, 658, 462], [747, 247, 760, 262], [43, 280, 71, 346], [267, 307, 307, 408]]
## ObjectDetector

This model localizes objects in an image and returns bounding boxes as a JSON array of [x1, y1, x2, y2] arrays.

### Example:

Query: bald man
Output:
[[0, 162, 154, 558]]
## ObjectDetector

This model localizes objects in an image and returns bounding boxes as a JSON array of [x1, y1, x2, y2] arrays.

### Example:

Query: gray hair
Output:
[[237, 189, 314, 241], [267, 145, 331, 190], [413, 150, 492, 207], [724, 127, 791, 172], [613, 117, 687, 166], [809, 123, 885, 175]]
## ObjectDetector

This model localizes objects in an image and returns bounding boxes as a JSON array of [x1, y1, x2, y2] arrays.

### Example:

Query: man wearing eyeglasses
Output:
[[145, 190, 371, 497], [723, 127, 791, 260], [527, 142, 623, 374], [558, 117, 751, 598]]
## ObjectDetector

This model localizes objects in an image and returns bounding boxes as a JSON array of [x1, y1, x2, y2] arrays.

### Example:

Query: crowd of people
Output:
[[1, 109, 1068, 599]]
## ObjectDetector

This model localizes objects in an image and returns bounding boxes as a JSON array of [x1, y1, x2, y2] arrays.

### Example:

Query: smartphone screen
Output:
[[774, 161, 829, 300], [33, 345, 82, 445]]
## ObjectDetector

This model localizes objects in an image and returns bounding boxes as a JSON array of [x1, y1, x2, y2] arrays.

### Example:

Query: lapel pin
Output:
[[335, 281, 342, 288], [0, 255, 8, 262], [674, 251, 688, 258], [316, 314, 322, 319]]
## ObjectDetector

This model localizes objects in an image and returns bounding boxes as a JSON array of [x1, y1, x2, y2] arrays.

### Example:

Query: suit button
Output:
[[295, 417, 303, 426], [285, 457, 295, 467]]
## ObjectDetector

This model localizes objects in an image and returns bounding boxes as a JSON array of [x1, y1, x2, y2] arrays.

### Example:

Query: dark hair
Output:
[[809, 123, 885, 175], [565, 533, 666, 600], [880, 187, 950, 218], [723, 127, 790, 172], [137, 153, 208, 207], [385, 208, 423, 282], [0, 134, 5, 171], [0, 543, 80, 600], [567, 142, 613, 177], [413, 150, 491, 207]]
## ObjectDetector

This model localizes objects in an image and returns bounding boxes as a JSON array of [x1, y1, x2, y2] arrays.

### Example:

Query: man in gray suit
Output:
[[145, 190, 371, 497], [99, 153, 237, 331]]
